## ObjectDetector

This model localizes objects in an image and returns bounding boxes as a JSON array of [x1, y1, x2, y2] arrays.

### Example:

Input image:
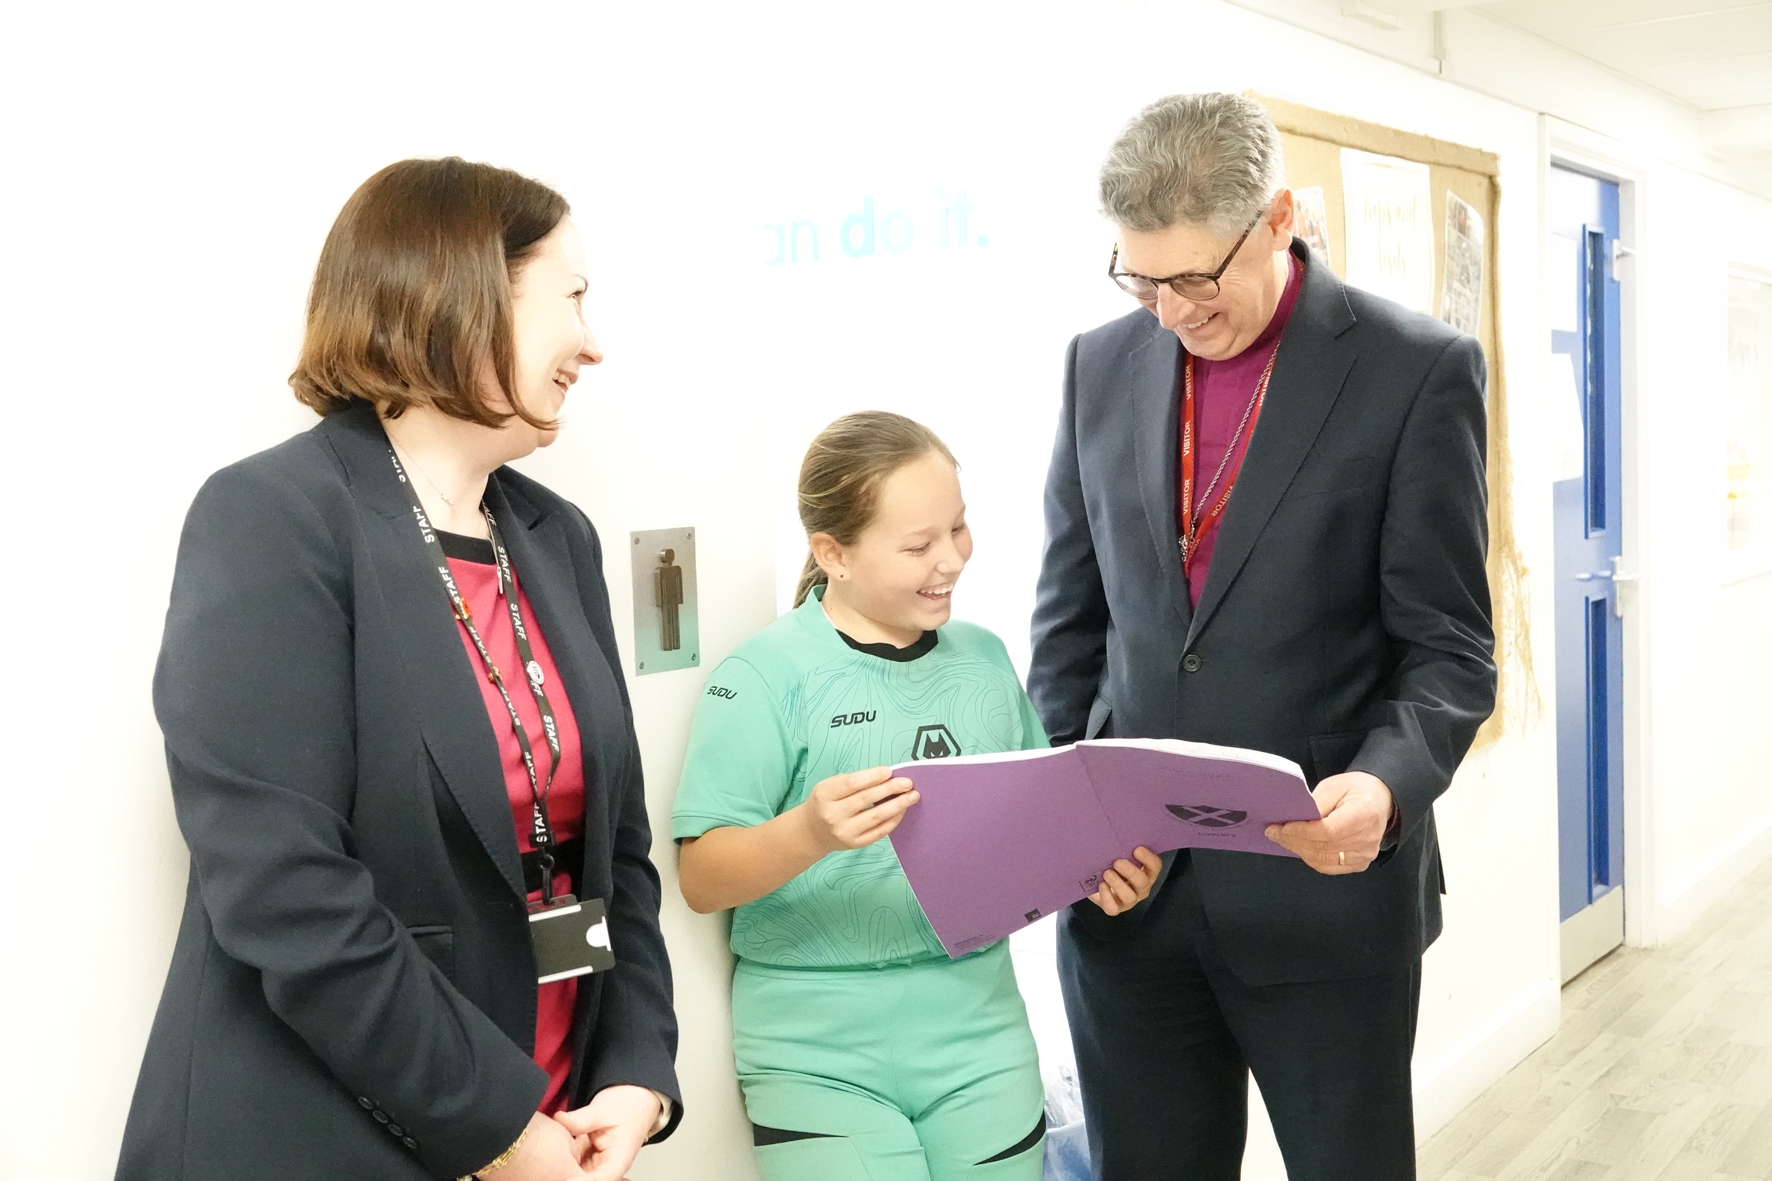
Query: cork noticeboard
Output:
[[1252, 94, 1529, 747]]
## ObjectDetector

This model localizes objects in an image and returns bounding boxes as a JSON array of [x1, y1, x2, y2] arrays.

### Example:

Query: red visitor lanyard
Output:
[[1178, 346, 1281, 575]]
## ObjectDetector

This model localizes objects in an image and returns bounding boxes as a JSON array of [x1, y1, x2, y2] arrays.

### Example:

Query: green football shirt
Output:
[[672, 586, 1051, 968]]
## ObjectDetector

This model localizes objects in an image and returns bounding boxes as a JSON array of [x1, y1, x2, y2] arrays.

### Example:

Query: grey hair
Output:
[[1099, 92, 1286, 235]]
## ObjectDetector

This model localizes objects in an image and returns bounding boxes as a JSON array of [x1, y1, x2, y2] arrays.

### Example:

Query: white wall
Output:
[[1622, 165, 1772, 943], [1, 2, 1768, 1180]]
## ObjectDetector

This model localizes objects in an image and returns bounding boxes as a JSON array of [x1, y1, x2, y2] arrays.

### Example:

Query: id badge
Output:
[[528, 895, 615, 983]]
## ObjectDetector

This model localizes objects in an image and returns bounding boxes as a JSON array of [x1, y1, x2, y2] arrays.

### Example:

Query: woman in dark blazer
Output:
[[119, 159, 680, 1181]]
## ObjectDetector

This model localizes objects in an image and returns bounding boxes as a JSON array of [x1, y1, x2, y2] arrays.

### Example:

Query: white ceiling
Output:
[[1233, 0, 1772, 175], [1475, 0, 1772, 111]]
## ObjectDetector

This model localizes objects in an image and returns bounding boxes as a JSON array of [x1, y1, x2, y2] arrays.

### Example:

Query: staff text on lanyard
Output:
[[388, 449, 569, 906]]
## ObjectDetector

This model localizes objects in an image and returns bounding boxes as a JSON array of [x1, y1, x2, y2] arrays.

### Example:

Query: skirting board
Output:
[[1412, 977, 1560, 1141], [1656, 806, 1772, 945]]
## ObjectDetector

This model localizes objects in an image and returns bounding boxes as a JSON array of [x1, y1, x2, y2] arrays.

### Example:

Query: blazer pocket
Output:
[[1085, 697, 1113, 740], [1282, 457, 1381, 500], [408, 924, 456, 981], [1307, 730, 1369, 787]]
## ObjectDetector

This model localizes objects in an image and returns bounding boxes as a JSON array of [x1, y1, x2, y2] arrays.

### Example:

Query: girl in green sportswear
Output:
[[673, 412, 1159, 1181]]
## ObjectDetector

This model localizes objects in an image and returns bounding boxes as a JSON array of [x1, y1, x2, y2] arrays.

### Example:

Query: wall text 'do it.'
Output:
[[763, 190, 988, 265]]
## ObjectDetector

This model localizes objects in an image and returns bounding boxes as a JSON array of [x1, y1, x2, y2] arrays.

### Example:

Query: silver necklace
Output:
[[391, 440, 459, 508], [1194, 383, 1264, 515], [1187, 342, 1282, 527]]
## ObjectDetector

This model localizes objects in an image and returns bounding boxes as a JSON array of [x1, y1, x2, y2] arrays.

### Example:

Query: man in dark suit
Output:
[[1028, 93, 1496, 1180]]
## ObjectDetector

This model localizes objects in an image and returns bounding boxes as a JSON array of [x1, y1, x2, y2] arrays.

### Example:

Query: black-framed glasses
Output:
[[1108, 211, 1264, 303]]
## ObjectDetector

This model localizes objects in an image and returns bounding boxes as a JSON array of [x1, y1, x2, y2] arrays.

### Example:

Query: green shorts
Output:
[[732, 942, 1045, 1181]]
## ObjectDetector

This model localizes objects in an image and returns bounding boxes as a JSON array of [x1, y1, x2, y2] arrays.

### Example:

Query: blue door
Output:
[[1549, 165, 1625, 981]]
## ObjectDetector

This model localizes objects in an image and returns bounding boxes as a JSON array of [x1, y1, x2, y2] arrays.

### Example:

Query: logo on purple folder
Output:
[[1167, 804, 1248, 828]]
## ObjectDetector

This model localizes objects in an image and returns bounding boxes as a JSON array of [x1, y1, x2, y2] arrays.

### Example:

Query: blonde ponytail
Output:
[[793, 551, 828, 609]]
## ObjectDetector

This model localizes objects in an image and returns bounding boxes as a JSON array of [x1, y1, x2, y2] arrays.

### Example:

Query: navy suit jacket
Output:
[[1029, 240, 1496, 985], [119, 404, 680, 1180]]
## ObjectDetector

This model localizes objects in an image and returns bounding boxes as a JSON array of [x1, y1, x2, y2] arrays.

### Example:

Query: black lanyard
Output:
[[389, 449, 568, 903]]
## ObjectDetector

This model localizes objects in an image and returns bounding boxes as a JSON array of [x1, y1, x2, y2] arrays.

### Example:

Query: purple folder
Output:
[[888, 739, 1320, 958]]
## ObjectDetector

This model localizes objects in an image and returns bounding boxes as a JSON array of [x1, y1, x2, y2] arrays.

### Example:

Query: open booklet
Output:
[[887, 738, 1321, 958]]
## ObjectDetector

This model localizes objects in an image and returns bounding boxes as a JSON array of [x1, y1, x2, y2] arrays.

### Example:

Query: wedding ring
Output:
[[1338, 850, 1346, 866]]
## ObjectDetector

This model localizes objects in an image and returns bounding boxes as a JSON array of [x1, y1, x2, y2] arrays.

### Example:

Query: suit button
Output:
[[374, 1110, 390, 1124], [1183, 653, 1202, 673], [403, 1136, 419, 1150], [388, 1123, 404, 1137], [357, 1097, 374, 1110]]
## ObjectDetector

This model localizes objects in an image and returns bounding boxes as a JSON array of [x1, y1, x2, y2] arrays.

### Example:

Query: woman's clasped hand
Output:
[[479, 1086, 662, 1181]]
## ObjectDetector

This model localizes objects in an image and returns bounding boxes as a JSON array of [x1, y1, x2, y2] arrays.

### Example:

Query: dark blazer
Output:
[[119, 404, 681, 1181], [1029, 240, 1496, 986]]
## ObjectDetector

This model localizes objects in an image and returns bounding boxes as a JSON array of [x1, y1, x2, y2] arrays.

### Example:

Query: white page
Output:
[[1080, 737, 1306, 778], [1341, 148, 1435, 314]]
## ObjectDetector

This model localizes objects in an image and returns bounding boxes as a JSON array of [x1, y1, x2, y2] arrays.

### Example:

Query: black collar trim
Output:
[[438, 529, 497, 565], [837, 628, 939, 662]]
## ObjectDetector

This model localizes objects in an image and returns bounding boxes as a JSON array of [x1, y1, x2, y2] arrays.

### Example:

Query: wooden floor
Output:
[[1420, 858, 1772, 1181]]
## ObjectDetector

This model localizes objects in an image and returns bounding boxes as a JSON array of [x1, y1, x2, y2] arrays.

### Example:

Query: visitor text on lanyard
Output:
[[1178, 345, 1282, 576]]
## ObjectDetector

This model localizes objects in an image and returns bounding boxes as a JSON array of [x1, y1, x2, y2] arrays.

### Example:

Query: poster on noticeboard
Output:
[[1441, 191, 1485, 336]]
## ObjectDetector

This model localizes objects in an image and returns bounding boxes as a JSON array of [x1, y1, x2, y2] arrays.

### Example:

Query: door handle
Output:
[[1610, 555, 1641, 618], [1574, 571, 1612, 581]]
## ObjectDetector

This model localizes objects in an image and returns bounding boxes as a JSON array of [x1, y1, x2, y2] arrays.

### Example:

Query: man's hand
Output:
[[1264, 772, 1394, 875], [553, 1085, 662, 1181], [1086, 846, 1163, 915]]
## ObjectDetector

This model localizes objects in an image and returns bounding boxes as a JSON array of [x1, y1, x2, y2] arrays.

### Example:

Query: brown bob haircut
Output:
[[290, 157, 569, 429]]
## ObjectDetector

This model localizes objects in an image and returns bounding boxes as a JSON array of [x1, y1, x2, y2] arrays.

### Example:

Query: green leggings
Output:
[[732, 943, 1045, 1181]]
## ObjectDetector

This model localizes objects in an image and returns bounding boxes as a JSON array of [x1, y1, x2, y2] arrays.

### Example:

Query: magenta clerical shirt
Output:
[[1179, 252, 1304, 608]]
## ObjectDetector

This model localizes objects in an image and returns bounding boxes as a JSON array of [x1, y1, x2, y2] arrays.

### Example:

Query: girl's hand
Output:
[[1087, 846, 1162, 916], [796, 766, 919, 853], [679, 769, 916, 912]]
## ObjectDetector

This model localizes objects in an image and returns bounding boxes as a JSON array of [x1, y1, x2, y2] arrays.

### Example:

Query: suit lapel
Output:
[[1186, 245, 1359, 648], [1127, 323, 1193, 628], [484, 478, 618, 890], [323, 407, 527, 899]]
